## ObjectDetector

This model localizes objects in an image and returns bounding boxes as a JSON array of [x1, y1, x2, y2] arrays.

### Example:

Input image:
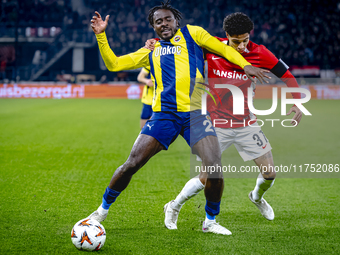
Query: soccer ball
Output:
[[71, 218, 106, 251]]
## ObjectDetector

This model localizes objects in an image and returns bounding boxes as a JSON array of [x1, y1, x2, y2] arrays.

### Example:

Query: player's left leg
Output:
[[233, 124, 275, 220], [249, 151, 276, 220], [192, 135, 231, 235], [164, 112, 230, 235], [164, 127, 233, 229], [253, 150, 276, 201]]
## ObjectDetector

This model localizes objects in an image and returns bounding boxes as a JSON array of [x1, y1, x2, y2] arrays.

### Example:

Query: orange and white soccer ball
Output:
[[71, 218, 106, 251]]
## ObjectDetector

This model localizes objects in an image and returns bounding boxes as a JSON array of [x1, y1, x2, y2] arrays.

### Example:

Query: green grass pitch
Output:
[[0, 98, 339, 254]]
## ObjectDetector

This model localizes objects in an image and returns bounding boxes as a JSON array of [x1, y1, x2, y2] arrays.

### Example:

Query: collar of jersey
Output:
[[157, 27, 181, 43]]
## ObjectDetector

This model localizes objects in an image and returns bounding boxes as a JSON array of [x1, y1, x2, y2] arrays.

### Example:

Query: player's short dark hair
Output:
[[223, 12, 254, 36], [148, 0, 182, 27]]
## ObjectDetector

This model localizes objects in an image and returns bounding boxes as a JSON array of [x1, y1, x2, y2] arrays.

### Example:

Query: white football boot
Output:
[[164, 201, 179, 230], [248, 191, 274, 221], [87, 208, 108, 223], [202, 220, 232, 235]]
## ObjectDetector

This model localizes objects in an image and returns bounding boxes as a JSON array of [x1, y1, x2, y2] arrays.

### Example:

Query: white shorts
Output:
[[197, 123, 272, 162], [216, 123, 272, 161]]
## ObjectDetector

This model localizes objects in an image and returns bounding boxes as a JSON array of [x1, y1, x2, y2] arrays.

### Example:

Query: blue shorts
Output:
[[140, 104, 153, 120], [141, 110, 217, 150]]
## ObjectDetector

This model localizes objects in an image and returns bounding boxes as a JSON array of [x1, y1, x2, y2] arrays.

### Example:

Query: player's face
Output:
[[152, 9, 178, 40], [226, 33, 250, 53]]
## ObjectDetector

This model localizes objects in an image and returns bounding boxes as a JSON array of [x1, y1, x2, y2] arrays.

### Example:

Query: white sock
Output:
[[205, 216, 216, 223], [171, 178, 205, 210], [252, 174, 275, 202], [98, 204, 109, 215]]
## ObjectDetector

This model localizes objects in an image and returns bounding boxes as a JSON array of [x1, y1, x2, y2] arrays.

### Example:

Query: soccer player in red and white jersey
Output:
[[162, 12, 303, 230]]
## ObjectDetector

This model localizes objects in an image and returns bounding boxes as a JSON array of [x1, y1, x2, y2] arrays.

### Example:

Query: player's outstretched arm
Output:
[[281, 72, 303, 126], [91, 12, 150, 72], [190, 25, 270, 84], [243, 65, 271, 84], [261, 48, 303, 125], [287, 105, 302, 126], [91, 11, 109, 35]]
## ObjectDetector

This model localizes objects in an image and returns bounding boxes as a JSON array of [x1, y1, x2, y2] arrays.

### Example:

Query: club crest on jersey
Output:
[[174, 35, 181, 42], [154, 46, 182, 57]]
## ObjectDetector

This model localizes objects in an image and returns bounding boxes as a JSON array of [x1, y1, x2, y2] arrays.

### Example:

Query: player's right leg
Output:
[[140, 119, 148, 129], [88, 134, 164, 222], [140, 103, 153, 129], [89, 113, 182, 223]]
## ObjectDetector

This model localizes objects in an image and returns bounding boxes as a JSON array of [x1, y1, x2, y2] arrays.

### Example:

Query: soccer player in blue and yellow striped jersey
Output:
[[137, 67, 154, 129], [88, 1, 270, 235]]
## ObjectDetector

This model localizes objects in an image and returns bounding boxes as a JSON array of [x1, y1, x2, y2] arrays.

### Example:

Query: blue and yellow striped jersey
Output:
[[96, 25, 250, 112], [141, 67, 154, 105], [149, 25, 206, 112]]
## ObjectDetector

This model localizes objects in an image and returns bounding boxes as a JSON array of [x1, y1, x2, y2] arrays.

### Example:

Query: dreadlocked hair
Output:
[[223, 12, 254, 36], [148, 0, 182, 27]]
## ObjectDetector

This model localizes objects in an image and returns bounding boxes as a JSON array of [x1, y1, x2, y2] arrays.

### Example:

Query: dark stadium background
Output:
[[0, 0, 339, 83]]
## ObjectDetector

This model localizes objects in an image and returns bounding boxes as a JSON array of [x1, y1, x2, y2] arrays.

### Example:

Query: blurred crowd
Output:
[[1, 0, 87, 30], [86, 0, 340, 69], [0, 0, 339, 80]]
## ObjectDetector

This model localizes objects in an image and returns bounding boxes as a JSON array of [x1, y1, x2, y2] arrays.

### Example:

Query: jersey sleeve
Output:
[[259, 46, 301, 99], [187, 25, 251, 69], [96, 32, 150, 71], [142, 67, 150, 74], [258, 46, 289, 78]]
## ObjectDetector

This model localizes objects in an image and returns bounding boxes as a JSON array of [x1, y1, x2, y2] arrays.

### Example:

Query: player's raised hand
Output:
[[143, 39, 157, 51], [244, 65, 271, 84], [91, 11, 109, 35], [287, 105, 302, 126]]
